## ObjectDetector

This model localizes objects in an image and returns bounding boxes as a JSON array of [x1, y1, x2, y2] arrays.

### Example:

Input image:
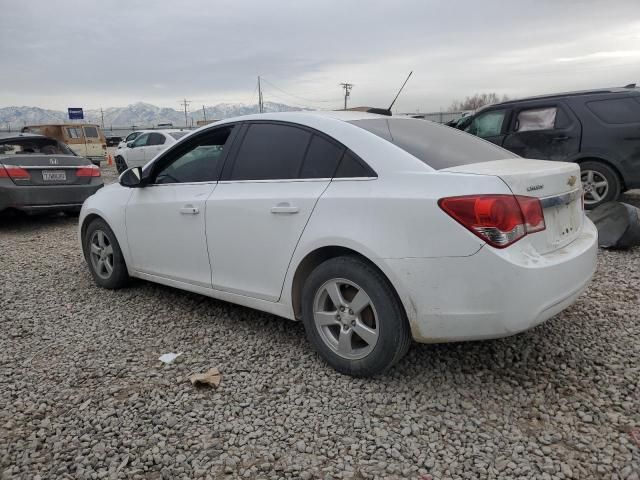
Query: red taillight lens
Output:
[[438, 194, 546, 248], [76, 165, 101, 177], [0, 164, 30, 180]]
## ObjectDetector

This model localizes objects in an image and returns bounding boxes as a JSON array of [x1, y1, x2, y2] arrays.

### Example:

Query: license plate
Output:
[[42, 170, 66, 181], [549, 201, 580, 245]]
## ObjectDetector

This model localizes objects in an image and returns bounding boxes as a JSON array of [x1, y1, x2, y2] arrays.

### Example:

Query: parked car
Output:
[[456, 85, 640, 208], [1, 134, 103, 214], [114, 129, 189, 173], [79, 112, 597, 377], [21, 123, 107, 166]]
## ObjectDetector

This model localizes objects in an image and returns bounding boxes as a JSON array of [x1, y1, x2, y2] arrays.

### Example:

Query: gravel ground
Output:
[[1, 162, 639, 480]]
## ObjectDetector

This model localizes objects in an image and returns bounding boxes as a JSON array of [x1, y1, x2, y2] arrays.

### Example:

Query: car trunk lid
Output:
[[441, 159, 584, 254], [0, 154, 97, 186]]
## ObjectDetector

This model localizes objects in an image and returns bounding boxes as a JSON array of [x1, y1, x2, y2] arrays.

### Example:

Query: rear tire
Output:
[[301, 255, 411, 377], [83, 218, 129, 289], [579, 160, 621, 209], [115, 155, 128, 174]]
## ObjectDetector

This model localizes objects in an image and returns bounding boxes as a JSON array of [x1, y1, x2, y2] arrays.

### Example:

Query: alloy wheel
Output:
[[312, 278, 379, 360], [581, 169, 609, 206], [89, 230, 114, 279]]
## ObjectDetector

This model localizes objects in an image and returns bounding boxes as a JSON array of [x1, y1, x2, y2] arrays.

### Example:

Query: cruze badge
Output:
[[567, 175, 577, 187], [527, 184, 544, 192], [49, 158, 58, 165]]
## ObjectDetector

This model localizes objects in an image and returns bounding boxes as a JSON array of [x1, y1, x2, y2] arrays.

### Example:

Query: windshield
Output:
[[169, 132, 188, 140], [0, 137, 76, 156], [349, 118, 514, 169]]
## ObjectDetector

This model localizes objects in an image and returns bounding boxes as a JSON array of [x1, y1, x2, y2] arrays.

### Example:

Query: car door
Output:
[[465, 108, 511, 146], [125, 126, 237, 286], [126, 133, 149, 168], [502, 102, 581, 160], [205, 122, 343, 302], [144, 132, 168, 163]]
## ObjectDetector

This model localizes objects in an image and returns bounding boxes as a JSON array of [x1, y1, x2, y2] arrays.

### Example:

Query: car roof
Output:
[[488, 86, 639, 108], [0, 133, 50, 142]]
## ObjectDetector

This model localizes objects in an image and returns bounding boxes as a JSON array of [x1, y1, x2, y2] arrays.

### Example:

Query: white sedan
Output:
[[79, 111, 597, 376], [114, 129, 189, 173]]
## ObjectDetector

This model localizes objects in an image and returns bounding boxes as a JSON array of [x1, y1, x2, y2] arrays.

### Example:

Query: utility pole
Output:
[[340, 82, 353, 110], [100, 107, 105, 129], [257, 76, 265, 113], [179, 98, 192, 128], [202, 105, 207, 122]]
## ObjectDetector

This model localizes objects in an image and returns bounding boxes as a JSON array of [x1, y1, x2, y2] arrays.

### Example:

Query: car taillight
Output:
[[438, 194, 546, 248], [0, 164, 31, 180], [76, 165, 101, 177]]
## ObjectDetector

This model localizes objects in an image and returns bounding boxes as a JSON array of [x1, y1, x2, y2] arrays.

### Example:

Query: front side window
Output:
[[515, 107, 557, 132], [83, 126, 99, 138], [66, 127, 83, 139], [147, 133, 166, 146], [154, 126, 233, 184], [229, 123, 311, 181], [587, 97, 640, 124], [125, 132, 141, 142], [467, 110, 507, 137], [131, 133, 149, 148]]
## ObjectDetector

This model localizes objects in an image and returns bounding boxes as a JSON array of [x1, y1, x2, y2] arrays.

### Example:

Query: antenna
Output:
[[388, 71, 413, 111]]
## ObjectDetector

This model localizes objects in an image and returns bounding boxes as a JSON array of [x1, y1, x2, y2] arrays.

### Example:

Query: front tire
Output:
[[83, 218, 129, 289], [580, 160, 621, 209], [301, 255, 411, 377], [115, 155, 128, 174]]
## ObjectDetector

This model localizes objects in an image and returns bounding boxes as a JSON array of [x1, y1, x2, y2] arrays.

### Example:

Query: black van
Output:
[[458, 85, 640, 208]]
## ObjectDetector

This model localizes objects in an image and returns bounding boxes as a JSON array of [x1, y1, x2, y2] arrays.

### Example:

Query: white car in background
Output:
[[114, 129, 189, 173], [80, 111, 597, 377]]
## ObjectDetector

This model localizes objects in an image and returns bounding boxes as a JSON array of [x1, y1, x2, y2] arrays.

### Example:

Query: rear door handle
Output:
[[271, 202, 299, 214], [552, 135, 569, 141], [180, 205, 200, 215]]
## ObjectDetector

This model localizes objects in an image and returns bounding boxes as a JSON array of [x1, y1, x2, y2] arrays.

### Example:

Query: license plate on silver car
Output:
[[42, 171, 66, 181]]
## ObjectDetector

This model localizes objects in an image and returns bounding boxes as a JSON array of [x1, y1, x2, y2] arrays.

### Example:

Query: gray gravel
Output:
[[1, 162, 639, 479]]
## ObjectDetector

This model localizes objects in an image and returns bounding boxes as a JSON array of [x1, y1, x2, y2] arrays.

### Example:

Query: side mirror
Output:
[[119, 167, 144, 188], [127, 142, 135, 148]]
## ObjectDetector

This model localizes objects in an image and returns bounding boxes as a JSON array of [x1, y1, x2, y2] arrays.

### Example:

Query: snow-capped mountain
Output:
[[0, 102, 305, 129]]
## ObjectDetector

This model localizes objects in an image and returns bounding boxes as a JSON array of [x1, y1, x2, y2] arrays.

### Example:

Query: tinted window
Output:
[[467, 110, 507, 137], [299, 135, 344, 178], [350, 118, 513, 170], [84, 126, 99, 138], [230, 123, 311, 180], [147, 133, 166, 145], [154, 127, 233, 184], [334, 151, 374, 178], [587, 97, 640, 124]]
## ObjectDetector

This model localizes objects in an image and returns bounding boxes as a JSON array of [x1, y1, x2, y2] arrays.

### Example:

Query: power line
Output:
[[178, 98, 192, 127], [340, 83, 354, 110]]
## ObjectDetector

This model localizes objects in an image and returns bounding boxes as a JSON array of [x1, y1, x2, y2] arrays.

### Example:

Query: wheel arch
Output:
[[574, 156, 626, 191], [289, 245, 414, 326]]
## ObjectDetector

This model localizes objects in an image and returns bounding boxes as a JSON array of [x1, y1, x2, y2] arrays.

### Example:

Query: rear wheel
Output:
[[83, 218, 129, 289], [579, 160, 621, 209], [115, 155, 128, 174], [301, 255, 411, 377]]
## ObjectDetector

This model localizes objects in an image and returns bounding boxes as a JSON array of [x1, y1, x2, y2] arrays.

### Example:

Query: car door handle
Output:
[[180, 205, 200, 215], [552, 135, 569, 141], [271, 203, 299, 214]]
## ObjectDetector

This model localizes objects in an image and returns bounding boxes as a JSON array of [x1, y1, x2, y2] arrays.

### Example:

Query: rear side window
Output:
[[147, 133, 166, 145], [66, 127, 83, 139], [230, 123, 311, 180], [587, 97, 640, 124], [350, 118, 513, 170], [84, 126, 99, 138], [334, 151, 375, 178], [515, 107, 557, 132], [299, 135, 344, 178]]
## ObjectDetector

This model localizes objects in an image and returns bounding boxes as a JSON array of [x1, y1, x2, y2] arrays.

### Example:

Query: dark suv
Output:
[[458, 86, 640, 208]]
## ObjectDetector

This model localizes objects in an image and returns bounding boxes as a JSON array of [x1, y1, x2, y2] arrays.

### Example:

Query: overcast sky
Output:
[[1, 0, 639, 113]]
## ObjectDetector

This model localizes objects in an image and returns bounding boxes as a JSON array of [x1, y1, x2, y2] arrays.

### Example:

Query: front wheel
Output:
[[115, 155, 128, 174], [83, 218, 129, 289], [301, 256, 411, 377], [580, 161, 621, 209]]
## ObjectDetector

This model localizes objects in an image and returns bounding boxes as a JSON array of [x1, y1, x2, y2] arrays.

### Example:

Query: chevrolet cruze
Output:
[[79, 111, 597, 376]]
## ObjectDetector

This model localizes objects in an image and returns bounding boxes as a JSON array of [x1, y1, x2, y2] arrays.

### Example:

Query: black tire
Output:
[[301, 255, 411, 377], [115, 156, 128, 174], [83, 218, 129, 289], [579, 160, 621, 209]]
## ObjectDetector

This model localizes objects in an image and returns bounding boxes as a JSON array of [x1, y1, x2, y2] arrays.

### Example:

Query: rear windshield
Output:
[[169, 132, 188, 140], [0, 137, 75, 156], [349, 118, 513, 169], [84, 126, 100, 138]]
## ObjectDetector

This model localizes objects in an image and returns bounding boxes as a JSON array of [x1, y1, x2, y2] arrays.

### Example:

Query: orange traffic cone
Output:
[[107, 154, 113, 166]]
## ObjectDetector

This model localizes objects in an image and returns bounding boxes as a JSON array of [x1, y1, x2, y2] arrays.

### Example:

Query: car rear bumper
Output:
[[385, 218, 598, 343], [0, 182, 103, 213]]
